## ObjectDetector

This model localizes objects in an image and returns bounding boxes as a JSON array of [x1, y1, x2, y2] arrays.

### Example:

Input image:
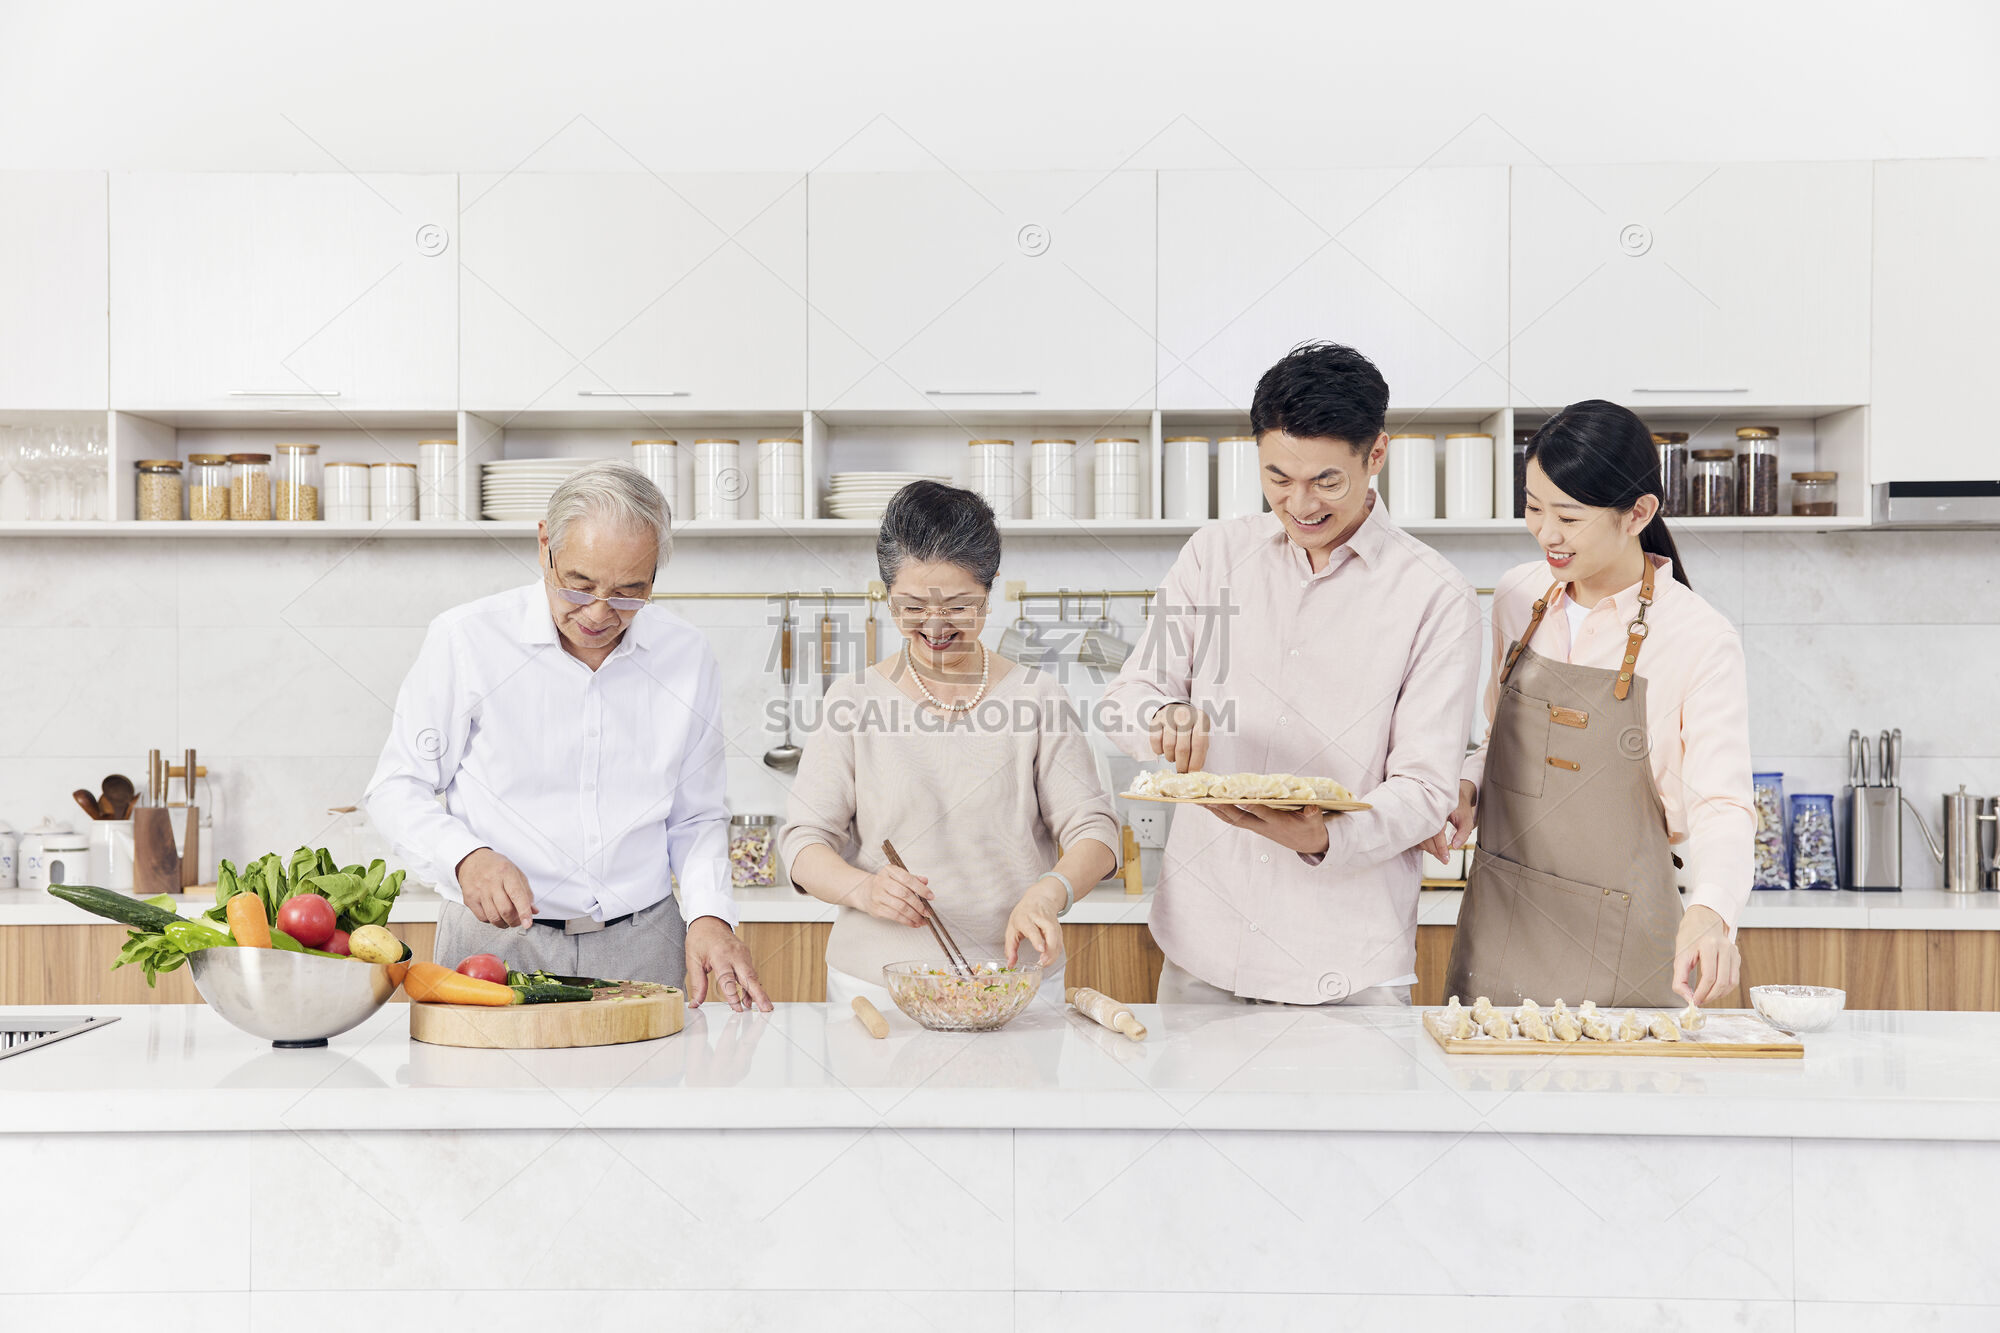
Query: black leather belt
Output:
[[531, 912, 636, 935]]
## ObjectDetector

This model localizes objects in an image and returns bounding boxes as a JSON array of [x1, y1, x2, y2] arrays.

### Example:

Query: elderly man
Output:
[[364, 461, 770, 1010]]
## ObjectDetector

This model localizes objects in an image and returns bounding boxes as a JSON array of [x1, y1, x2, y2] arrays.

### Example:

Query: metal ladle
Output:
[[763, 597, 802, 773]]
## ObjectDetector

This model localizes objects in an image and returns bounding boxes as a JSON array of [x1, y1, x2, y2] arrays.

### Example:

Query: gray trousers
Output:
[[435, 894, 688, 987], [1155, 959, 1411, 1007]]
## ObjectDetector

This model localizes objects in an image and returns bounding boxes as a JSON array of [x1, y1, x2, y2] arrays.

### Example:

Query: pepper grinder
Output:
[[132, 748, 182, 896]]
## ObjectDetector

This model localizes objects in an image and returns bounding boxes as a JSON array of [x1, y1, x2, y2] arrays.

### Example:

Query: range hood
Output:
[[1873, 481, 2000, 526]]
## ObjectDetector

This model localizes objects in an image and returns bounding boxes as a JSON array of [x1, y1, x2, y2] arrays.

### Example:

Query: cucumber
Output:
[[48, 885, 186, 932], [510, 983, 596, 1004]]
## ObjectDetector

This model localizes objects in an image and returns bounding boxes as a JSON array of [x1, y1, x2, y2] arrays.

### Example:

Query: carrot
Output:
[[402, 961, 516, 1006], [226, 893, 272, 949]]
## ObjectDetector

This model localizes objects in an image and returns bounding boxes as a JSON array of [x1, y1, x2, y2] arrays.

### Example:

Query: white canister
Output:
[[370, 461, 418, 521], [693, 438, 744, 521], [1444, 433, 1495, 521], [1093, 437, 1144, 520], [967, 439, 1020, 519], [17, 818, 71, 893], [631, 439, 681, 522], [323, 461, 371, 522], [1030, 439, 1079, 519], [756, 438, 805, 521], [36, 829, 90, 891], [1163, 436, 1211, 521], [0, 820, 15, 888], [417, 438, 461, 522], [1387, 433, 1438, 523], [1216, 436, 1263, 518], [88, 819, 135, 891], [1493, 433, 1517, 522]]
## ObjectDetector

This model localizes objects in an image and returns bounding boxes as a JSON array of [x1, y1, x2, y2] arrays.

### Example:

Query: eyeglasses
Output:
[[889, 597, 989, 620], [546, 575, 650, 613]]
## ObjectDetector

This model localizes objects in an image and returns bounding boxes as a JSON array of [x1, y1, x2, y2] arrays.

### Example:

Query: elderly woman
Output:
[[366, 461, 769, 1010], [781, 481, 1122, 1008]]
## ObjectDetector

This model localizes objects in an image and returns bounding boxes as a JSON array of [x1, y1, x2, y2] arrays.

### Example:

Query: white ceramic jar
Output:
[[1093, 437, 1143, 520], [1216, 436, 1262, 518], [370, 461, 418, 522], [1444, 433, 1494, 520], [1387, 433, 1438, 523], [1029, 439, 1079, 519], [631, 439, 681, 521], [1163, 436, 1211, 521], [417, 438, 460, 521], [0, 820, 15, 889], [757, 438, 805, 521], [87, 819, 134, 891], [967, 439, 1020, 519], [693, 438, 744, 520], [323, 461, 371, 522]]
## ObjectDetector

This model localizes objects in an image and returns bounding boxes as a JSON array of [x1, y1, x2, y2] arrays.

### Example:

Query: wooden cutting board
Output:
[[410, 981, 685, 1049], [1423, 1009, 1804, 1059], [1122, 793, 1371, 813]]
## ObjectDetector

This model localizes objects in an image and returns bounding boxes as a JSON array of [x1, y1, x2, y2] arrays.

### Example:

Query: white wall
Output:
[[0, 1, 1994, 174]]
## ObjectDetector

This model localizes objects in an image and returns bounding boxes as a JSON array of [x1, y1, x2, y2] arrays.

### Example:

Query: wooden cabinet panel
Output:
[[1735, 927, 1930, 1010], [1413, 925, 1455, 1008], [1928, 931, 2000, 1011], [1063, 921, 1165, 1005], [736, 921, 832, 1003]]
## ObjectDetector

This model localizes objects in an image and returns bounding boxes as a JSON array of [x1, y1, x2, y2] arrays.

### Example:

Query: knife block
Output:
[[131, 806, 182, 896]]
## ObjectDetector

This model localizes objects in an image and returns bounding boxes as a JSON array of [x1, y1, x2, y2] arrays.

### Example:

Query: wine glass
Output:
[[0, 426, 17, 521], [17, 429, 48, 520], [74, 424, 107, 521], [46, 424, 80, 521]]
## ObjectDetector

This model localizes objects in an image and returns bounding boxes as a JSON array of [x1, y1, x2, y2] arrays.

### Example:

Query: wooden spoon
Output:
[[100, 774, 136, 819], [72, 789, 105, 821]]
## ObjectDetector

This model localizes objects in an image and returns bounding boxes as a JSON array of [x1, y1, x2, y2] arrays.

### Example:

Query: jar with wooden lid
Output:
[[1652, 431, 1691, 516], [323, 461, 370, 521], [1689, 448, 1735, 518], [134, 459, 183, 521], [1734, 426, 1779, 517], [228, 453, 272, 520], [273, 442, 321, 521], [1791, 471, 1838, 517], [187, 453, 230, 520]]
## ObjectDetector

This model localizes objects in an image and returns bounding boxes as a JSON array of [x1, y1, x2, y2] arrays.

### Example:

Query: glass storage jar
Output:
[[1790, 793, 1838, 890], [1791, 471, 1838, 517], [323, 461, 370, 521], [728, 814, 778, 889], [1652, 432, 1690, 516], [1735, 426, 1779, 517], [1689, 449, 1735, 517], [228, 453, 272, 520], [1752, 772, 1789, 890], [187, 453, 229, 520], [273, 443, 321, 521], [134, 459, 183, 521]]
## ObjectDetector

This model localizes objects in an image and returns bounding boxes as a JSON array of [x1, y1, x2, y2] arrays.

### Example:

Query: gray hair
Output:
[[545, 461, 673, 565], [875, 480, 1001, 590]]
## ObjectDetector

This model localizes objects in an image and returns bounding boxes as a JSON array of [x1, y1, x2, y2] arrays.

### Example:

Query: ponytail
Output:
[[1527, 399, 1694, 590]]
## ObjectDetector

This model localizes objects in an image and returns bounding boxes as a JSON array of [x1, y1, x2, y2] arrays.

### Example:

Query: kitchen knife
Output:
[[1846, 730, 1861, 789], [1878, 730, 1894, 788], [1888, 728, 1902, 788], [1858, 736, 1872, 788]]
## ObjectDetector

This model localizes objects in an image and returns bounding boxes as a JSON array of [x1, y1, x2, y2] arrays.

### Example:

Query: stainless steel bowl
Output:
[[188, 947, 399, 1047]]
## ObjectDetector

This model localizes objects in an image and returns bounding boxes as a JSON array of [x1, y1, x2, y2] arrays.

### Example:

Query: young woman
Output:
[[1426, 400, 1752, 1007], [780, 481, 1121, 1009]]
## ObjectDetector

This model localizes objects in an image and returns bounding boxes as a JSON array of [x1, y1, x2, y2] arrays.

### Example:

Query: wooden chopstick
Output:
[[880, 839, 973, 978]]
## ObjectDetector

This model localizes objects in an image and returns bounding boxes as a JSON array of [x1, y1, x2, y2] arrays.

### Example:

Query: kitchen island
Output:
[[3, 999, 1998, 1327]]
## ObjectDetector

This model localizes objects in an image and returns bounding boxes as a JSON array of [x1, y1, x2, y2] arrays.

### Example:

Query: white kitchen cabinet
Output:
[[459, 173, 806, 412], [1157, 168, 1508, 412], [110, 173, 457, 410], [1871, 158, 1999, 483], [0, 172, 107, 408], [808, 172, 1155, 414], [1509, 162, 1871, 411]]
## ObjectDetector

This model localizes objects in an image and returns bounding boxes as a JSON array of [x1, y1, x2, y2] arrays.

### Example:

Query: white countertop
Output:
[[8, 882, 1999, 929], [4, 1000, 1998, 1141]]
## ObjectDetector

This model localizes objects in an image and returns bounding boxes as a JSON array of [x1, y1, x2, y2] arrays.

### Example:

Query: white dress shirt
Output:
[[363, 582, 737, 927]]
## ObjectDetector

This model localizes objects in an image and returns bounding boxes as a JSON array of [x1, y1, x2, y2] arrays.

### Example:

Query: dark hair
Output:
[[1526, 399, 1692, 589], [876, 480, 1003, 590], [1248, 341, 1390, 451]]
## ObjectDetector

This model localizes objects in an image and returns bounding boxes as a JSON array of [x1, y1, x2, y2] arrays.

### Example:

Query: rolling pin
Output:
[[851, 996, 890, 1039], [1068, 986, 1146, 1041]]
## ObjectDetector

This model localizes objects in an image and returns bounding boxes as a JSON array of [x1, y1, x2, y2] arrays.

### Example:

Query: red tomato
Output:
[[324, 929, 351, 956], [276, 894, 337, 949], [456, 953, 508, 984]]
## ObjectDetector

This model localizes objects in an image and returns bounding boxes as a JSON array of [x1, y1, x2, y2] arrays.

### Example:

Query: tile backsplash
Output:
[[0, 526, 1986, 890]]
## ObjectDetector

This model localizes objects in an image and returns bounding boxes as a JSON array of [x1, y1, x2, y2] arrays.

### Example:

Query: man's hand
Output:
[[455, 847, 537, 927], [1672, 905, 1740, 1006], [1420, 780, 1479, 862], [1205, 803, 1331, 857], [684, 915, 772, 1012], [1148, 701, 1209, 773]]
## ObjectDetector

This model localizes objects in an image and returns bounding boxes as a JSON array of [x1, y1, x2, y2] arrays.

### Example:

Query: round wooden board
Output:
[[1122, 792, 1371, 813], [409, 981, 686, 1049]]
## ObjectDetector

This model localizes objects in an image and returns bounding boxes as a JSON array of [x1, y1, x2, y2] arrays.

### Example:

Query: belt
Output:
[[530, 912, 636, 936]]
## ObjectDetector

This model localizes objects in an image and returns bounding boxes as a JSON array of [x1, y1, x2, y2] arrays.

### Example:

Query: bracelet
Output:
[[1043, 870, 1077, 918]]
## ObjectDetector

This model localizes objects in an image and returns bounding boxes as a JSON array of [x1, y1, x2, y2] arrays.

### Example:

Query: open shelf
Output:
[[0, 517, 1206, 540]]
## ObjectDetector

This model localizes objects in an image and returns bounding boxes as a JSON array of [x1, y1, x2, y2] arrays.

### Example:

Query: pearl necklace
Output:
[[903, 640, 990, 713]]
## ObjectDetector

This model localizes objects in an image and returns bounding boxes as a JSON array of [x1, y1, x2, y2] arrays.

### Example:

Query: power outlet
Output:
[[1127, 801, 1170, 849]]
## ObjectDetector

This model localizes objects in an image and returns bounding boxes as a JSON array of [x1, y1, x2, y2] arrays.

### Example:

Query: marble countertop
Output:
[[3, 1000, 1998, 1140], [7, 882, 1998, 929]]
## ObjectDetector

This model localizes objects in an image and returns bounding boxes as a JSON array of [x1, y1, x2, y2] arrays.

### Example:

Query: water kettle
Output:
[[1907, 785, 1999, 893]]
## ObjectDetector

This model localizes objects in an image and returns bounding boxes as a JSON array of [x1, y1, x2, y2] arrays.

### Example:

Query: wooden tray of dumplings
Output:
[[1122, 792, 1371, 813], [1424, 1006, 1803, 1059]]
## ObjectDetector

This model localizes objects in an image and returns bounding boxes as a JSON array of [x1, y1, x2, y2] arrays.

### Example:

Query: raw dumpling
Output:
[[1515, 1000, 1551, 1042], [1269, 773, 1318, 800], [1678, 1001, 1706, 1032], [1158, 770, 1218, 799], [1479, 1012, 1511, 1041], [1215, 772, 1287, 800], [1470, 995, 1497, 1025], [1617, 1009, 1645, 1042], [1552, 1009, 1583, 1042], [1307, 776, 1355, 802], [1128, 769, 1169, 796], [1648, 1013, 1682, 1042], [1442, 996, 1473, 1040], [1580, 1009, 1613, 1041]]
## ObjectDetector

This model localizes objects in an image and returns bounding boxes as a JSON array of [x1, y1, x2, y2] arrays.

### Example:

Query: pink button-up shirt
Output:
[[1104, 503, 1483, 1003], [1464, 556, 1754, 930]]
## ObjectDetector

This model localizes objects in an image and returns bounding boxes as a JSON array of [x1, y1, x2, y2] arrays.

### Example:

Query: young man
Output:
[[1105, 342, 1482, 1005]]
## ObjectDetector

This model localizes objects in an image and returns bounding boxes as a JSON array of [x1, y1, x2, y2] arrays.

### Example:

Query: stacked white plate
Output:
[[824, 472, 949, 521], [481, 457, 592, 521]]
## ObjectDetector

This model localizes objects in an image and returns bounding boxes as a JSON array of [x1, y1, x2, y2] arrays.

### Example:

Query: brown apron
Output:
[[1445, 561, 1683, 1007]]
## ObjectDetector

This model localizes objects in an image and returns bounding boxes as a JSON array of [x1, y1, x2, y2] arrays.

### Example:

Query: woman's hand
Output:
[[1004, 877, 1068, 967], [849, 864, 932, 928], [1205, 803, 1331, 857], [1148, 701, 1209, 773], [1672, 905, 1740, 1005], [1420, 780, 1479, 862]]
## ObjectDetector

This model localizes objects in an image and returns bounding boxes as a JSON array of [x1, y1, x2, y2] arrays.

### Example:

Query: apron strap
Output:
[[1498, 584, 1560, 686], [1613, 558, 1657, 701]]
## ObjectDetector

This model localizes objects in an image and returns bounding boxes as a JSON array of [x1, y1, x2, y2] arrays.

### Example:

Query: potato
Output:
[[347, 924, 403, 965]]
